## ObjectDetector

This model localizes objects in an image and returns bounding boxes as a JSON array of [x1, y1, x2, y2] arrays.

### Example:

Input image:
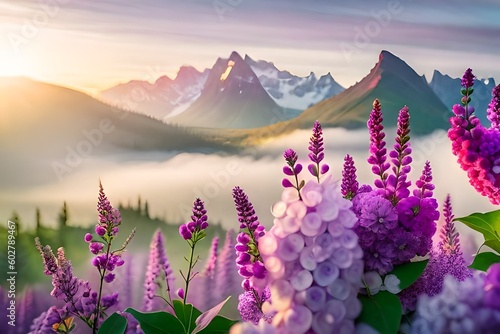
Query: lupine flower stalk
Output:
[[341, 154, 359, 200], [282, 149, 303, 200], [232, 186, 269, 324], [35, 182, 133, 334], [143, 229, 175, 311], [448, 68, 500, 204], [367, 99, 389, 193], [215, 230, 240, 304], [386, 106, 412, 204], [307, 120, 329, 182], [178, 198, 208, 304], [399, 195, 472, 311], [350, 100, 438, 275], [85, 182, 134, 333]]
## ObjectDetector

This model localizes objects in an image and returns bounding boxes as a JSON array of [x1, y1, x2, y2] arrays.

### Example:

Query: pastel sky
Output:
[[0, 0, 499, 93]]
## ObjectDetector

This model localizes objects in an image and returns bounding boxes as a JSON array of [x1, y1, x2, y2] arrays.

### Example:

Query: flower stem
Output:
[[93, 242, 111, 334], [183, 241, 196, 305]]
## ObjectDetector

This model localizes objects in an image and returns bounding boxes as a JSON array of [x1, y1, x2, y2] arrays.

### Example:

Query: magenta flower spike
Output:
[[367, 99, 390, 192], [413, 161, 435, 199], [341, 154, 359, 200], [143, 229, 175, 311], [282, 149, 304, 199], [487, 85, 500, 130], [307, 120, 330, 181], [232, 186, 270, 324], [448, 68, 500, 205], [399, 195, 472, 311], [386, 106, 412, 204]]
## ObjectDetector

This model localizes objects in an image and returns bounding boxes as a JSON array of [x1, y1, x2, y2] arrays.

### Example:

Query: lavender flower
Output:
[[386, 106, 412, 204], [179, 198, 209, 305], [282, 149, 303, 199], [487, 84, 500, 130], [142, 229, 175, 311], [215, 230, 240, 304], [179, 198, 208, 241], [411, 267, 500, 333], [350, 100, 439, 275], [461, 67, 475, 89], [399, 195, 472, 311], [307, 120, 329, 181], [232, 186, 269, 324], [341, 154, 359, 199], [258, 177, 364, 333], [237, 288, 271, 325], [204, 236, 219, 279], [413, 161, 435, 199], [367, 99, 389, 191]]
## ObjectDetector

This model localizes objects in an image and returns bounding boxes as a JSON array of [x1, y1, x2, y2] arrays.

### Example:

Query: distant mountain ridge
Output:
[[100, 66, 209, 121], [282, 50, 451, 135], [245, 55, 344, 110], [429, 69, 496, 124], [99, 52, 345, 123], [169, 51, 290, 129]]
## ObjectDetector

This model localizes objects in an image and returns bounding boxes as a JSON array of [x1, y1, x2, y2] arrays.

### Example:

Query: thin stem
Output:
[[93, 242, 111, 334], [183, 240, 196, 305], [293, 173, 302, 200]]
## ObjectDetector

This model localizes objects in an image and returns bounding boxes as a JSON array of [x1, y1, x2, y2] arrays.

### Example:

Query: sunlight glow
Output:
[[220, 60, 235, 81]]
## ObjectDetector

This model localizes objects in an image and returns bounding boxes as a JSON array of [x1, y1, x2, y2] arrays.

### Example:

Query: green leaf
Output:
[[358, 291, 402, 334], [192, 297, 232, 334], [470, 252, 500, 272], [173, 300, 201, 333], [98, 312, 128, 334], [455, 210, 500, 253], [391, 260, 428, 291], [197, 315, 238, 334], [125, 308, 185, 334]]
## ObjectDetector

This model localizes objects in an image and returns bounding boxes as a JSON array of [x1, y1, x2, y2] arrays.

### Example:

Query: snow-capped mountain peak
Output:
[[245, 54, 344, 110]]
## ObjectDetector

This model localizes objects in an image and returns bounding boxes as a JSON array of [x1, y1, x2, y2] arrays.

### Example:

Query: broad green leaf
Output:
[[358, 291, 402, 334], [454, 210, 500, 252], [192, 297, 231, 334], [470, 252, 500, 272], [125, 308, 185, 334], [197, 315, 238, 334], [98, 312, 127, 334], [485, 239, 500, 252], [173, 300, 202, 333], [391, 260, 428, 291]]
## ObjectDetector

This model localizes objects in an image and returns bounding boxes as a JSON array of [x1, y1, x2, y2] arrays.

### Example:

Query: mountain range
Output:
[[100, 52, 345, 126]]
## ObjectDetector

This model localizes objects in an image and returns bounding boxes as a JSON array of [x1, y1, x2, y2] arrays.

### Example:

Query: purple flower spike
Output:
[[461, 68, 475, 89], [179, 198, 208, 242], [399, 195, 472, 311], [341, 154, 359, 199], [308, 121, 329, 182], [414, 161, 435, 199], [386, 106, 412, 203], [282, 149, 303, 198], [487, 84, 500, 130], [143, 229, 175, 312], [367, 99, 389, 190], [232, 186, 269, 324], [284, 149, 298, 166]]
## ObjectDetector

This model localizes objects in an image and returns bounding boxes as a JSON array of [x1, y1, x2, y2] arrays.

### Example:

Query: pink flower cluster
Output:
[[258, 176, 364, 333], [448, 68, 500, 204]]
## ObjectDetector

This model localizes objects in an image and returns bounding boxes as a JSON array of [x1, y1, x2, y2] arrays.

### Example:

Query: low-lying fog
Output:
[[2, 128, 495, 258]]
